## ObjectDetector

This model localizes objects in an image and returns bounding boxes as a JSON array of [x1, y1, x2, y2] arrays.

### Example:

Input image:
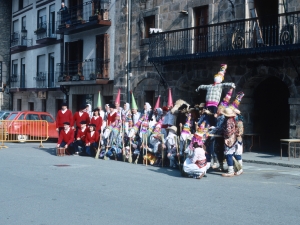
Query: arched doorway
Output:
[[253, 76, 290, 153]]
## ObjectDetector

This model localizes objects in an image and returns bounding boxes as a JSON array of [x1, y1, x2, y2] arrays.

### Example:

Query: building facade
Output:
[[10, 0, 115, 118], [114, 0, 300, 152]]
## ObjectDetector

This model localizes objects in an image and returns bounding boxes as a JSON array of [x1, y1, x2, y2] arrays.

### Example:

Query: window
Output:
[[26, 114, 40, 121], [12, 60, 18, 76], [17, 114, 25, 120], [42, 99, 46, 112], [37, 55, 45, 74], [7, 113, 18, 120], [41, 115, 54, 123], [21, 16, 26, 31], [144, 15, 155, 38], [38, 8, 47, 29], [19, 0, 23, 10], [17, 99, 22, 111]]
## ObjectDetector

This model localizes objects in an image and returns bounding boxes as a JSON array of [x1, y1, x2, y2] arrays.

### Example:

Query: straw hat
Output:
[[167, 125, 177, 133], [221, 107, 236, 117]]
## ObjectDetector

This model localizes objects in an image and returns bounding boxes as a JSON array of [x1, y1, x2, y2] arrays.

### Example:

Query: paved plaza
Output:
[[0, 142, 300, 225]]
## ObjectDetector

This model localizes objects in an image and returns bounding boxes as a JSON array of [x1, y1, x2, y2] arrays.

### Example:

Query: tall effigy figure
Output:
[[195, 64, 235, 125]]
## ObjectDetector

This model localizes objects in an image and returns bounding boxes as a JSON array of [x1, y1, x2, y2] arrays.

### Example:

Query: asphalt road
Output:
[[0, 142, 300, 225]]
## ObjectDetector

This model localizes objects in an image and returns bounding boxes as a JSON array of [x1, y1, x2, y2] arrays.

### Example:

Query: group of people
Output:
[[55, 64, 245, 179]]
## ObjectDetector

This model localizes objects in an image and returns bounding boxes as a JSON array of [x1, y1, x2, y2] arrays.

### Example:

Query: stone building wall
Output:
[[114, 0, 300, 140], [0, 0, 12, 110]]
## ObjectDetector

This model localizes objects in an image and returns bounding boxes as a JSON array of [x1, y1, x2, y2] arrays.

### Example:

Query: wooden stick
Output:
[[176, 136, 181, 171], [142, 134, 145, 165], [128, 137, 132, 163], [104, 137, 109, 160], [145, 134, 148, 166], [161, 134, 164, 167], [95, 132, 102, 159], [122, 122, 125, 162]]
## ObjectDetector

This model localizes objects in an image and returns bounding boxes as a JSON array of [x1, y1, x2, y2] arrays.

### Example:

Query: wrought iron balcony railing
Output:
[[33, 72, 57, 88], [56, 58, 109, 82], [149, 11, 300, 62], [10, 32, 28, 48], [57, 0, 110, 30], [34, 22, 57, 40], [10, 74, 26, 88]]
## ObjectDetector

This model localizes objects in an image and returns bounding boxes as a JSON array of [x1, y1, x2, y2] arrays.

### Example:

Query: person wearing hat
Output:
[[73, 120, 88, 155], [73, 104, 90, 135], [56, 102, 73, 134], [220, 107, 240, 177], [107, 103, 117, 126], [56, 121, 75, 155], [85, 124, 100, 157], [165, 126, 179, 168], [91, 108, 103, 135]]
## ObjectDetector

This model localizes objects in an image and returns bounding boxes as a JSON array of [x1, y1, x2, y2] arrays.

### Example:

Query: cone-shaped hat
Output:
[[97, 91, 102, 108], [115, 89, 121, 105], [229, 91, 244, 110], [218, 88, 233, 110], [214, 64, 227, 81], [131, 92, 138, 110], [154, 95, 161, 109], [168, 88, 173, 107]]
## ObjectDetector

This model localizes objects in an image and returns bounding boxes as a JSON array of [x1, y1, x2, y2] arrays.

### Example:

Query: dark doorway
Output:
[[253, 76, 289, 153], [73, 94, 94, 111], [145, 91, 155, 108], [28, 102, 34, 111]]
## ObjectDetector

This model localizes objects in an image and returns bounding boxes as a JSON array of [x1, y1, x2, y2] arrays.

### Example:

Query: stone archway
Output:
[[236, 66, 295, 153]]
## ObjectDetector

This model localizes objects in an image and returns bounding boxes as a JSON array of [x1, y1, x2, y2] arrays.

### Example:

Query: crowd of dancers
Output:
[[56, 64, 245, 179]]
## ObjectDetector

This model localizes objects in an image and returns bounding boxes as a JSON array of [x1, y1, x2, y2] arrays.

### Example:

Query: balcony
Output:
[[34, 72, 57, 88], [9, 74, 26, 88], [34, 22, 57, 44], [56, 58, 109, 85], [56, 0, 111, 35], [149, 11, 300, 62], [10, 32, 31, 52]]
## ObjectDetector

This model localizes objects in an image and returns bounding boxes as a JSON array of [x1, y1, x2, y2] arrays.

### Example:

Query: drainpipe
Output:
[[126, 0, 132, 104]]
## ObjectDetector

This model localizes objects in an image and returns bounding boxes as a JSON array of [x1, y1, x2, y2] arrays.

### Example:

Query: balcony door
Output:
[[49, 4, 55, 37], [65, 40, 83, 76], [21, 58, 25, 88], [69, 0, 83, 22], [254, 0, 278, 46], [194, 6, 208, 53], [48, 53, 55, 87], [96, 34, 109, 78]]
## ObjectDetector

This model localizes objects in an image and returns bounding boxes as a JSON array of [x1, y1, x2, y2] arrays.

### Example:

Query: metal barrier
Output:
[[0, 120, 49, 148]]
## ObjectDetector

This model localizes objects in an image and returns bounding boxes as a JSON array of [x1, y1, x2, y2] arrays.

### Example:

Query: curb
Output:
[[243, 159, 300, 169]]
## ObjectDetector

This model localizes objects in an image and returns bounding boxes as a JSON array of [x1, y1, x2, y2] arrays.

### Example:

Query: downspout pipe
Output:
[[126, 0, 132, 103]]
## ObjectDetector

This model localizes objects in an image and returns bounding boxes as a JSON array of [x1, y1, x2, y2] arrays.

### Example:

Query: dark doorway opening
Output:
[[145, 91, 155, 109], [253, 76, 289, 153], [73, 94, 94, 111]]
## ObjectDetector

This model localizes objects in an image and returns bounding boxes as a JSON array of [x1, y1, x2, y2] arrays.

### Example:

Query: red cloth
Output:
[[58, 129, 74, 145], [91, 116, 103, 132], [73, 112, 90, 128], [76, 127, 88, 142], [107, 112, 117, 126], [56, 109, 73, 128], [85, 131, 100, 144]]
